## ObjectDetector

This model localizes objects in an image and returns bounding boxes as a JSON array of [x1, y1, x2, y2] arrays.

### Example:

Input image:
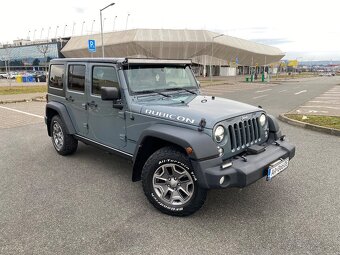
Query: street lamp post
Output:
[[40, 28, 44, 40], [55, 26, 59, 39], [72, 22, 76, 36], [90, 20, 95, 35], [81, 21, 85, 35], [113, 16, 117, 31], [210, 34, 223, 84], [125, 13, 130, 30], [63, 25, 68, 37], [47, 27, 51, 41], [100, 3, 115, 58], [33, 29, 37, 41]]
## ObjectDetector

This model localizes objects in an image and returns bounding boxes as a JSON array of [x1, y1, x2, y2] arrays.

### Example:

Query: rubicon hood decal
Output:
[[145, 109, 196, 124]]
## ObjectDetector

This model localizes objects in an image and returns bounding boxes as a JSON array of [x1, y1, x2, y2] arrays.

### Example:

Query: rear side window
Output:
[[92, 66, 119, 95], [49, 65, 64, 89], [68, 65, 86, 92]]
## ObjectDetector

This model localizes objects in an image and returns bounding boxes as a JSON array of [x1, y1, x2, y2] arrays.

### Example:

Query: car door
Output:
[[87, 64, 126, 149], [65, 63, 88, 136]]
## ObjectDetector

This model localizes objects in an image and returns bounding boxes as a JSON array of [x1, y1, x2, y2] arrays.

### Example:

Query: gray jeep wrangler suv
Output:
[[45, 58, 295, 216]]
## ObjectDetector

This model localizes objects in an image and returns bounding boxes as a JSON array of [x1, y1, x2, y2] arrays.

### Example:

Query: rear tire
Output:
[[142, 146, 207, 216], [50, 115, 78, 156]]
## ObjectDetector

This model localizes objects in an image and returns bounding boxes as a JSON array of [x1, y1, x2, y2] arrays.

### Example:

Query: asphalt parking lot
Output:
[[0, 77, 339, 254]]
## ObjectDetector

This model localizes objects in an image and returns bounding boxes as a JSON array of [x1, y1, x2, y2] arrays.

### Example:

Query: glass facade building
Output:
[[0, 42, 62, 70]]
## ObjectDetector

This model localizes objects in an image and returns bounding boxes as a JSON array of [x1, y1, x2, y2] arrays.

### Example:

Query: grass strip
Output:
[[0, 86, 47, 95], [286, 114, 340, 130]]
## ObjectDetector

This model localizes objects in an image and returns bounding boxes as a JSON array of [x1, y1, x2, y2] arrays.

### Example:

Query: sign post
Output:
[[88, 40, 96, 57]]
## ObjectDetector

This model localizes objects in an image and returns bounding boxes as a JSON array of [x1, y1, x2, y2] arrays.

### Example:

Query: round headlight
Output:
[[259, 114, 267, 126], [214, 125, 225, 143]]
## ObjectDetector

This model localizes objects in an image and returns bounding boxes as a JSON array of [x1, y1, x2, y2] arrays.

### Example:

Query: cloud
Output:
[[73, 7, 85, 14]]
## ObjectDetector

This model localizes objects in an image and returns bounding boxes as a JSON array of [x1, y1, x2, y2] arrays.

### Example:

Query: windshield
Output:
[[123, 65, 198, 94]]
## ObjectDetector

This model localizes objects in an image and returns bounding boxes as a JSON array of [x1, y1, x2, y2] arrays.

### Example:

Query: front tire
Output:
[[50, 115, 78, 156], [142, 146, 207, 216]]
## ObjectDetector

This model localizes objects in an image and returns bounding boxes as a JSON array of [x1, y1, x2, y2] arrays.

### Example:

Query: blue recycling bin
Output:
[[22, 76, 27, 82], [28, 75, 34, 82]]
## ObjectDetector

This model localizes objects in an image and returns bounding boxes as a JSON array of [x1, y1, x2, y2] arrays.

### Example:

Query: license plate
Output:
[[267, 158, 289, 181]]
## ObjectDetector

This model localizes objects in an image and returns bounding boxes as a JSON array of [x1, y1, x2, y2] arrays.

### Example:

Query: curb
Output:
[[279, 114, 340, 137], [0, 97, 46, 104]]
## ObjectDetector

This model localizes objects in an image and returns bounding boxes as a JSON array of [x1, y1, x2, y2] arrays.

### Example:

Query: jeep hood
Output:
[[136, 95, 262, 128]]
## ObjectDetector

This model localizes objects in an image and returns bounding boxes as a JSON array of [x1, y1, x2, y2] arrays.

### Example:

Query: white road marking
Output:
[[309, 101, 340, 104], [253, 94, 268, 99], [279, 90, 287, 93], [301, 106, 340, 110], [0, 105, 44, 119], [255, 89, 272, 93], [308, 110, 328, 113], [294, 90, 307, 95]]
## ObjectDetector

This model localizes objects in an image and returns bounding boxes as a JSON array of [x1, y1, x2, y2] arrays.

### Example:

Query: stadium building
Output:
[[1, 29, 285, 76]]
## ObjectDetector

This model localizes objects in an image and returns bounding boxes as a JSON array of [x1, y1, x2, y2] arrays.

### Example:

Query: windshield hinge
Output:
[[118, 111, 126, 119], [198, 118, 206, 132]]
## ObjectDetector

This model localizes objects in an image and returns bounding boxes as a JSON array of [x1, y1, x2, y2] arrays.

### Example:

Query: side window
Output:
[[92, 66, 119, 95], [68, 65, 86, 92], [49, 64, 64, 89]]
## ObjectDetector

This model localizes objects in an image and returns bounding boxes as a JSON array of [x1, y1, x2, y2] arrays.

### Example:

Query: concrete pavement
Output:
[[0, 76, 339, 255]]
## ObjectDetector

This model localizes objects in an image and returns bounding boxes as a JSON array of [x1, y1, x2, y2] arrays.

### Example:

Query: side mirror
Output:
[[101, 87, 121, 101]]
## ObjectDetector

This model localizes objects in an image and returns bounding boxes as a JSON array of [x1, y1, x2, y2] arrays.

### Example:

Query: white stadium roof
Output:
[[61, 29, 285, 66]]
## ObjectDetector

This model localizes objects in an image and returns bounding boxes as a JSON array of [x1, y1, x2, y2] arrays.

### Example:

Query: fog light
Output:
[[217, 146, 224, 157], [219, 176, 225, 185]]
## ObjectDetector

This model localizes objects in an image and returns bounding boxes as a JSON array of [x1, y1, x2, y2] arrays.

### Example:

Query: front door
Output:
[[87, 64, 126, 149], [65, 63, 88, 136]]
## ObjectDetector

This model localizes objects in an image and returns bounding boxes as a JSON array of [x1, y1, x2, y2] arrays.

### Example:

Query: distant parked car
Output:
[[0, 72, 8, 79]]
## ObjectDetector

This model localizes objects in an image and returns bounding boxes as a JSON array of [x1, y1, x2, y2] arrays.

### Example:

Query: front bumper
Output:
[[191, 140, 295, 189]]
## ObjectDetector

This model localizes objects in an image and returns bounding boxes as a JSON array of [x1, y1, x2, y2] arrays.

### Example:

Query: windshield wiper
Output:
[[134, 90, 171, 97], [165, 88, 197, 95]]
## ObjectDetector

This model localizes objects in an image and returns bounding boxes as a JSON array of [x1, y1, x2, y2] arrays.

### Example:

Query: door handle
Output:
[[66, 96, 74, 102], [87, 101, 98, 108]]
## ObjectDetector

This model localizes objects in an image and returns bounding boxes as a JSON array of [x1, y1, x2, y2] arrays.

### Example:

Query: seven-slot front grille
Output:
[[228, 117, 260, 151]]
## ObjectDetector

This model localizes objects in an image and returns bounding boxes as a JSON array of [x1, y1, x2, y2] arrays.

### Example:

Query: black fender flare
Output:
[[131, 124, 219, 181], [267, 114, 282, 141], [134, 124, 219, 161], [45, 101, 75, 136]]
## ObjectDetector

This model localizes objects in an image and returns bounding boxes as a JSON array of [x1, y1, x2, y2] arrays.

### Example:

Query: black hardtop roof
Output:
[[50, 58, 192, 65], [50, 58, 124, 64]]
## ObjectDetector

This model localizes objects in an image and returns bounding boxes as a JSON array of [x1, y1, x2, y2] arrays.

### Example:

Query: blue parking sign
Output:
[[88, 40, 96, 53]]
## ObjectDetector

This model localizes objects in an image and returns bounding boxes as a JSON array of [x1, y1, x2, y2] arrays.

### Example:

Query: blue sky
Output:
[[1, 0, 339, 61]]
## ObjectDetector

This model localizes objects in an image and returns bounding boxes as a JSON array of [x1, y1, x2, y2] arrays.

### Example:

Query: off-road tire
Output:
[[50, 115, 78, 156], [142, 146, 207, 216]]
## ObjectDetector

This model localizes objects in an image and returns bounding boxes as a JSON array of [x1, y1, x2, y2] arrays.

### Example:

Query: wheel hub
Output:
[[168, 177, 178, 188], [152, 163, 194, 206]]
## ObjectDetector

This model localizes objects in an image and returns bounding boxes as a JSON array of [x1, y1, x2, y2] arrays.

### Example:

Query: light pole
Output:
[[210, 34, 223, 84], [40, 28, 44, 40], [90, 20, 95, 35], [63, 25, 68, 37], [113, 15, 117, 31], [55, 26, 59, 39], [27, 30, 31, 40], [100, 3, 115, 58], [81, 21, 85, 35], [33, 29, 37, 41], [103, 18, 107, 31], [72, 22, 76, 36], [47, 27, 51, 41], [125, 13, 130, 30]]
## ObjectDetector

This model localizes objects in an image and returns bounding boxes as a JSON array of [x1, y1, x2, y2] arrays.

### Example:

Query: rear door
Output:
[[65, 63, 88, 136], [87, 64, 126, 149]]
